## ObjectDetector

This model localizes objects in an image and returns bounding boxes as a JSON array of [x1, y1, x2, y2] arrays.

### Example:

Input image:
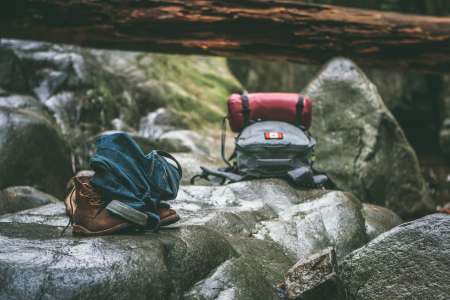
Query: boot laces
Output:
[[61, 177, 105, 236], [61, 188, 76, 236]]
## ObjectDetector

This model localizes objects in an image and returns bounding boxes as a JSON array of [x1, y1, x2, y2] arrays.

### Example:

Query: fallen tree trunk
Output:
[[1, 1, 450, 72]]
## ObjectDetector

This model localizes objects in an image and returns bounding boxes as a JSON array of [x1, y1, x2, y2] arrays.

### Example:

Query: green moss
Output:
[[78, 51, 241, 132], [136, 54, 241, 128]]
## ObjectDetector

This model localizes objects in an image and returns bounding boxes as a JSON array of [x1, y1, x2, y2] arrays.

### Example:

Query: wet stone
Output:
[[0, 179, 400, 299], [340, 214, 450, 300], [362, 203, 402, 240], [0, 186, 58, 215], [284, 247, 343, 300], [0, 223, 234, 300]]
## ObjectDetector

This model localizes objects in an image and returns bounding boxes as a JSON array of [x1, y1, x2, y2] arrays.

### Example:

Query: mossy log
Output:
[[1, 1, 450, 72]]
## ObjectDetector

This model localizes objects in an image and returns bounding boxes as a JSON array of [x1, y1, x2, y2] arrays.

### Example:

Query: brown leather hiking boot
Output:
[[69, 176, 133, 236], [158, 205, 180, 226]]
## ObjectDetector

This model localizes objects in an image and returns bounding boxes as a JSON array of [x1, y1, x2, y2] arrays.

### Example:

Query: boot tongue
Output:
[[73, 175, 103, 206]]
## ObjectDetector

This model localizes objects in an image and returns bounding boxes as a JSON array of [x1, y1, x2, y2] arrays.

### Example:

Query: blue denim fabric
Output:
[[90, 132, 181, 229]]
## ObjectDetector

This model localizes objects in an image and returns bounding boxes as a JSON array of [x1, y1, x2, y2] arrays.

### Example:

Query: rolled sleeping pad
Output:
[[227, 93, 312, 132]]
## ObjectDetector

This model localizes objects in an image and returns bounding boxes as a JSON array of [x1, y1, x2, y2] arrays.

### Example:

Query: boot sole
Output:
[[72, 223, 132, 236], [106, 200, 148, 226], [160, 214, 180, 226]]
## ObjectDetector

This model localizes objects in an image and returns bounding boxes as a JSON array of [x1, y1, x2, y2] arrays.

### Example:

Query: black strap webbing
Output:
[[242, 92, 250, 127], [296, 95, 304, 126], [221, 116, 232, 167]]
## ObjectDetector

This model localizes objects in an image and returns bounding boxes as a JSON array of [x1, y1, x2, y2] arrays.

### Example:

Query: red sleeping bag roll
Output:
[[227, 93, 312, 132]]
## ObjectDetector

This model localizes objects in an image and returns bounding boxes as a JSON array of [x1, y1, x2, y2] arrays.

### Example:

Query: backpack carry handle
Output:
[[255, 158, 294, 167], [262, 143, 291, 149], [154, 150, 183, 178]]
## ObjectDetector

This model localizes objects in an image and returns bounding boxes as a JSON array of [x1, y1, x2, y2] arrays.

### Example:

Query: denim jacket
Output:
[[90, 132, 181, 229]]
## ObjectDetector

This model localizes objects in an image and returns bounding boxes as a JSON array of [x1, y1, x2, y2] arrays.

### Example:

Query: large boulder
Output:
[[340, 213, 450, 300], [0, 179, 401, 299], [0, 97, 72, 198], [0, 222, 235, 299], [303, 58, 433, 219]]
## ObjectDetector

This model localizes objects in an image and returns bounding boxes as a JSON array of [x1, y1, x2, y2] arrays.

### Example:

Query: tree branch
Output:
[[1, 0, 450, 72]]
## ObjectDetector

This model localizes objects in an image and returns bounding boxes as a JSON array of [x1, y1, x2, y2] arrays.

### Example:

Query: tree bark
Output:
[[1, 0, 450, 72]]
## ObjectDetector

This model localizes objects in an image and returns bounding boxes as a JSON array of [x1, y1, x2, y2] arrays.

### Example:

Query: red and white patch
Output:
[[264, 131, 284, 140]]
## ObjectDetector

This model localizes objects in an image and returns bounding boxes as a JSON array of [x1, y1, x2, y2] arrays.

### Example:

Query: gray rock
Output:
[[283, 247, 343, 300], [303, 58, 433, 219], [185, 237, 294, 300], [340, 214, 450, 300], [362, 203, 402, 240], [0, 39, 241, 172], [172, 153, 222, 185], [139, 108, 175, 140], [0, 94, 53, 123], [158, 130, 211, 156], [0, 202, 73, 227], [0, 94, 47, 111], [0, 47, 28, 93], [0, 179, 384, 299], [111, 118, 137, 133], [0, 223, 234, 299], [361, 69, 443, 156], [171, 180, 367, 262], [0, 186, 58, 215], [0, 105, 72, 198]]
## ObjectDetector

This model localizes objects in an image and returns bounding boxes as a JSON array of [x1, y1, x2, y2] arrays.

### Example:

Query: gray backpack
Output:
[[192, 120, 338, 189], [235, 121, 315, 178]]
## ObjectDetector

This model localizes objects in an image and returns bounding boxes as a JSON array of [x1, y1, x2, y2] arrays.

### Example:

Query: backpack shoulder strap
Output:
[[241, 91, 250, 127], [191, 166, 244, 185]]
